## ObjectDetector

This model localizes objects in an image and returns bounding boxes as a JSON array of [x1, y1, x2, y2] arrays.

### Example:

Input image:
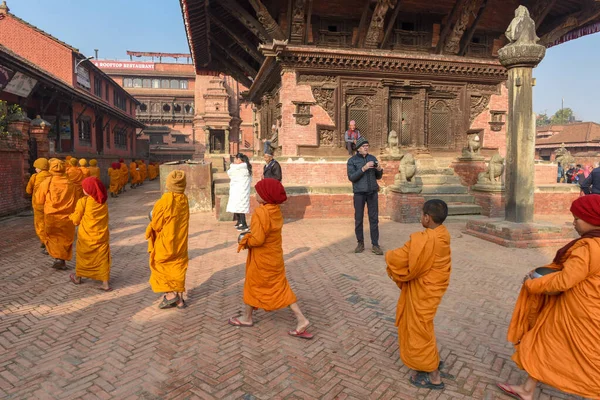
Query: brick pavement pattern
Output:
[[0, 181, 585, 400]]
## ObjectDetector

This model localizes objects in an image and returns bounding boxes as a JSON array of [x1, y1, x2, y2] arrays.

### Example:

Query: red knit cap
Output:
[[255, 178, 287, 205], [82, 176, 108, 204], [111, 162, 120, 169], [570, 194, 600, 226]]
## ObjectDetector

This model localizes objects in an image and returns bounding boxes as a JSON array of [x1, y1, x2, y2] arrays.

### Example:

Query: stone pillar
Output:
[[204, 127, 211, 153], [224, 127, 230, 155], [498, 6, 545, 223], [30, 115, 51, 158]]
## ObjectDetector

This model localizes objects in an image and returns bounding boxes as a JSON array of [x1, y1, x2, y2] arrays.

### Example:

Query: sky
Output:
[[7, 0, 600, 123]]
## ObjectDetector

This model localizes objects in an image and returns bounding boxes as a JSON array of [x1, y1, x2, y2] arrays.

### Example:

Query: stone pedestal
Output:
[[464, 219, 575, 248], [451, 159, 487, 187], [387, 187, 425, 223], [472, 184, 505, 218]]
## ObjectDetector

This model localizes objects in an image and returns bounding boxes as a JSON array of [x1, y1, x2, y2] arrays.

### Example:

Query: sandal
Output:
[[158, 294, 179, 309], [409, 371, 445, 390], [228, 317, 253, 327], [177, 299, 187, 309], [496, 383, 525, 400], [288, 330, 314, 339], [438, 361, 454, 379], [69, 273, 82, 285], [96, 287, 113, 292]]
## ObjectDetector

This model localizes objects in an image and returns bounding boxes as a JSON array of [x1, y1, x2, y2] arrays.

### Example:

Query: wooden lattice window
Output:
[[347, 96, 370, 142], [429, 101, 451, 148], [389, 97, 413, 146]]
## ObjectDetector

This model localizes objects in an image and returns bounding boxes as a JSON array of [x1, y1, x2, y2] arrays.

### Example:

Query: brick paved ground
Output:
[[0, 181, 584, 400]]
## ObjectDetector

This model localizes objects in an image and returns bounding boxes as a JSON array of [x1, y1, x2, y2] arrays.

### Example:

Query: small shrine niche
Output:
[[489, 110, 506, 131]]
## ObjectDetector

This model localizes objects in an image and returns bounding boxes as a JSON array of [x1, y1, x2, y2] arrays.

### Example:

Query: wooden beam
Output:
[[380, 0, 402, 49], [356, 1, 372, 47], [286, 0, 293, 39], [218, 0, 271, 42], [248, 0, 286, 40], [212, 52, 253, 88], [75, 104, 89, 123], [539, 3, 600, 45], [528, 0, 558, 28], [458, 0, 489, 56], [289, 0, 307, 44], [304, 0, 313, 44], [435, 0, 466, 53], [211, 15, 264, 64], [213, 38, 259, 76], [365, 0, 396, 49], [443, 0, 483, 54]]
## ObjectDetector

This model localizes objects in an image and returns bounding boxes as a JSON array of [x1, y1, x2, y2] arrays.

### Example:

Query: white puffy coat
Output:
[[226, 162, 251, 214]]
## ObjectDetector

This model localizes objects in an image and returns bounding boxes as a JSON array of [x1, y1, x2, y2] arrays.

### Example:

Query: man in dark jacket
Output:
[[580, 162, 600, 194], [347, 137, 384, 255], [263, 153, 282, 181]]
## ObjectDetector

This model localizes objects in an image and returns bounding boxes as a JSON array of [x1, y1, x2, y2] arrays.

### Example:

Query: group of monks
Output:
[[108, 159, 160, 198]]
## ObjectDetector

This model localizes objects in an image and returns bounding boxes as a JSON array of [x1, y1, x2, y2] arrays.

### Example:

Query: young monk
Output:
[[78, 158, 91, 178], [129, 159, 140, 189], [119, 159, 128, 193], [66, 158, 85, 201], [497, 194, 600, 400], [145, 170, 189, 309], [385, 199, 451, 389], [229, 178, 312, 339], [108, 162, 121, 198], [35, 159, 77, 270], [139, 160, 147, 184], [26, 158, 52, 250], [88, 159, 101, 178], [68, 176, 112, 291], [148, 163, 156, 181]]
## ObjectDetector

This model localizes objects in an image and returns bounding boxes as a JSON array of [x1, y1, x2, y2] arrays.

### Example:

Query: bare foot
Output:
[[497, 383, 534, 400], [165, 292, 178, 301], [295, 318, 310, 333]]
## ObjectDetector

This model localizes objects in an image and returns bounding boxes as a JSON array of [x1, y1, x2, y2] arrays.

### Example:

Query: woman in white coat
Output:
[[227, 153, 252, 231]]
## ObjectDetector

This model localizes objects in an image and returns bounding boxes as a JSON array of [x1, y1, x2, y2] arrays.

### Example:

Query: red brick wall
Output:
[[0, 14, 74, 84], [473, 191, 505, 218], [451, 160, 487, 187], [534, 192, 580, 215], [0, 123, 31, 217], [535, 164, 558, 184], [386, 191, 425, 223], [471, 84, 508, 156]]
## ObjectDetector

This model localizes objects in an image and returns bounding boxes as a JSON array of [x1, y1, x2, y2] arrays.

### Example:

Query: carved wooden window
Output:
[[467, 33, 493, 58], [389, 97, 414, 146], [390, 14, 433, 51], [429, 101, 451, 148], [317, 19, 354, 48], [347, 96, 370, 142]]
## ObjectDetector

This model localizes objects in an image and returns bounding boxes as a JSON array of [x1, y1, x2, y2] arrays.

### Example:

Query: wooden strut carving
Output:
[[365, 0, 395, 48], [219, 0, 270, 43], [311, 87, 335, 120], [319, 127, 335, 146], [444, 0, 484, 54], [528, 0, 558, 27], [290, 0, 307, 44], [248, 0, 286, 40], [210, 15, 264, 63]]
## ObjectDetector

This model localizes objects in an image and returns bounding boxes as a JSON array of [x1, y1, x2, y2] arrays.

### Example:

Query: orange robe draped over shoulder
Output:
[[80, 166, 90, 178], [108, 167, 121, 195], [26, 171, 52, 243], [130, 162, 140, 185], [66, 167, 85, 200], [145, 192, 189, 292], [139, 163, 147, 182], [35, 174, 77, 260], [148, 164, 156, 180], [119, 163, 129, 187], [385, 225, 452, 372], [507, 238, 600, 399], [238, 204, 297, 311], [88, 166, 101, 179], [69, 196, 111, 281]]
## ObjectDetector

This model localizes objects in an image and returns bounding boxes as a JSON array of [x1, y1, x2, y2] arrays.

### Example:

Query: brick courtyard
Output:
[[0, 181, 583, 400]]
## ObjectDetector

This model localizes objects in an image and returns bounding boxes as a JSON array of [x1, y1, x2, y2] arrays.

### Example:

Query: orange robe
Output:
[[66, 167, 85, 200], [36, 174, 77, 260], [145, 192, 189, 292], [79, 166, 91, 178], [507, 238, 600, 398], [108, 167, 121, 195], [139, 162, 147, 182], [129, 162, 140, 185], [69, 196, 111, 281], [88, 166, 101, 179], [385, 225, 452, 372], [119, 163, 129, 188], [148, 164, 156, 180], [238, 204, 297, 311], [26, 171, 52, 243]]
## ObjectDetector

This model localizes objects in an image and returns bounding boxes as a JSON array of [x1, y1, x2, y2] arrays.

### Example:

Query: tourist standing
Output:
[[344, 120, 361, 156], [347, 137, 384, 255], [557, 162, 564, 183], [263, 153, 282, 181], [227, 153, 252, 231], [580, 162, 600, 195]]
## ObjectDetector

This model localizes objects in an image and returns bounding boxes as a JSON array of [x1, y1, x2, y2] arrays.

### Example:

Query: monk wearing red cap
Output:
[[68, 177, 112, 291], [229, 178, 313, 339], [108, 163, 121, 198], [497, 194, 600, 400]]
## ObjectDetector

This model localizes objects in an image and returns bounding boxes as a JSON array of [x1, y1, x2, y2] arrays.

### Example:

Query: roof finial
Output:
[[0, 1, 9, 15]]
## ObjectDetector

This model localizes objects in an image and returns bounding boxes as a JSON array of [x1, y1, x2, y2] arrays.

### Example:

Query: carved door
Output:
[[428, 100, 451, 148], [346, 95, 377, 147], [389, 97, 414, 146]]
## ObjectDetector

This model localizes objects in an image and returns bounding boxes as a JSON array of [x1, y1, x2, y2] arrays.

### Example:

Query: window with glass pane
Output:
[[143, 79, 151, 88], [124, 78, 133, 87], [170, 80, 179, 89], [152, 79, 160, 88], [161, 79, 169, 89], [78, 117, 92, 144], [133, 78, 142, 88], [174, 135, 187, 143], [180, 80, 188, 89], [94, 78, 102, 97]]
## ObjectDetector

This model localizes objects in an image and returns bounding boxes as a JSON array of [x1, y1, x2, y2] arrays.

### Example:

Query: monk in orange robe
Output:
[[119, 158, 128, 193], [108, 162, 121, 198], [138, 160, 147, 184], [78, 158, 90, 178], [26, 158, 52, 250], [145, 170, 189, 309], [148, 163, 156, 181], [69, 177, 112, 291], [385, 199, 452, 389], [35, 159, 77, 270], [497, 195, 600, 400], [66, 158, 85, 200], [229, 178, 312, 338], [88, 159, 101, 178], [129, 160, 141, 188]]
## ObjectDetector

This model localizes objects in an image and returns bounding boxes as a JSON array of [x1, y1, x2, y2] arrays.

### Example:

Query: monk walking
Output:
[[108, 163, 121, 198], [129, 159, 140, 189], [497, 195, 600, 400], [146, 170, 189, 309], [119, 159, 128, 193], [139, 160, 147, 183], [36, 159, 77, 270], [78, 158, 91, 178], [68, 177, 112, 291], [229, 178, 312, 339], [26, 158, 52, 251], [66, 158, 85, 201], [385, 199, 451, 389], [88, 159, 101, 178]]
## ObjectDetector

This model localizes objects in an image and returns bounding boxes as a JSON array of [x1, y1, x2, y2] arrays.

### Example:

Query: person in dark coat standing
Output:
[[263, 153, 282, 182], [347, 137, 384, 255]]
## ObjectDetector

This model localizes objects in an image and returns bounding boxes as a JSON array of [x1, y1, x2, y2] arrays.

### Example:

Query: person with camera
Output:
[[347, 137, 384, 255]]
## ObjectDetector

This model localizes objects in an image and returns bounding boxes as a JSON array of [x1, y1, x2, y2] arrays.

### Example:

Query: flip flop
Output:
[[177, 299, 187, 309], [409, 371, 445, 390], [438, 361, 454, 379], [288, 329, 314, 340], [96, 287, 113, 292], [158, 295, 179, 309], [228, 317, 253, 327], [496, 383, 525, 400], [69, 273, 82, 285]]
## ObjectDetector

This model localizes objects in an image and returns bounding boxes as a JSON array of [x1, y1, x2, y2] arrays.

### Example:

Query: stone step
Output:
[[418, 168, 455, 176], [447, 203, 482, 216], [419, 175, 462, 185], [423, 194, 476, 203], [421, 185, 469, 194]]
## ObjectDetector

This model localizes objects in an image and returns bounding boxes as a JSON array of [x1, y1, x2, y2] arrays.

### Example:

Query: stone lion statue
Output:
[[461, 133, 481, 158], [394, 152, 416, 185], [505, 6, 539, 46], [387, 130, 399, 155], [554, 144, 575, 166], [477, 153, 505, 184]]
